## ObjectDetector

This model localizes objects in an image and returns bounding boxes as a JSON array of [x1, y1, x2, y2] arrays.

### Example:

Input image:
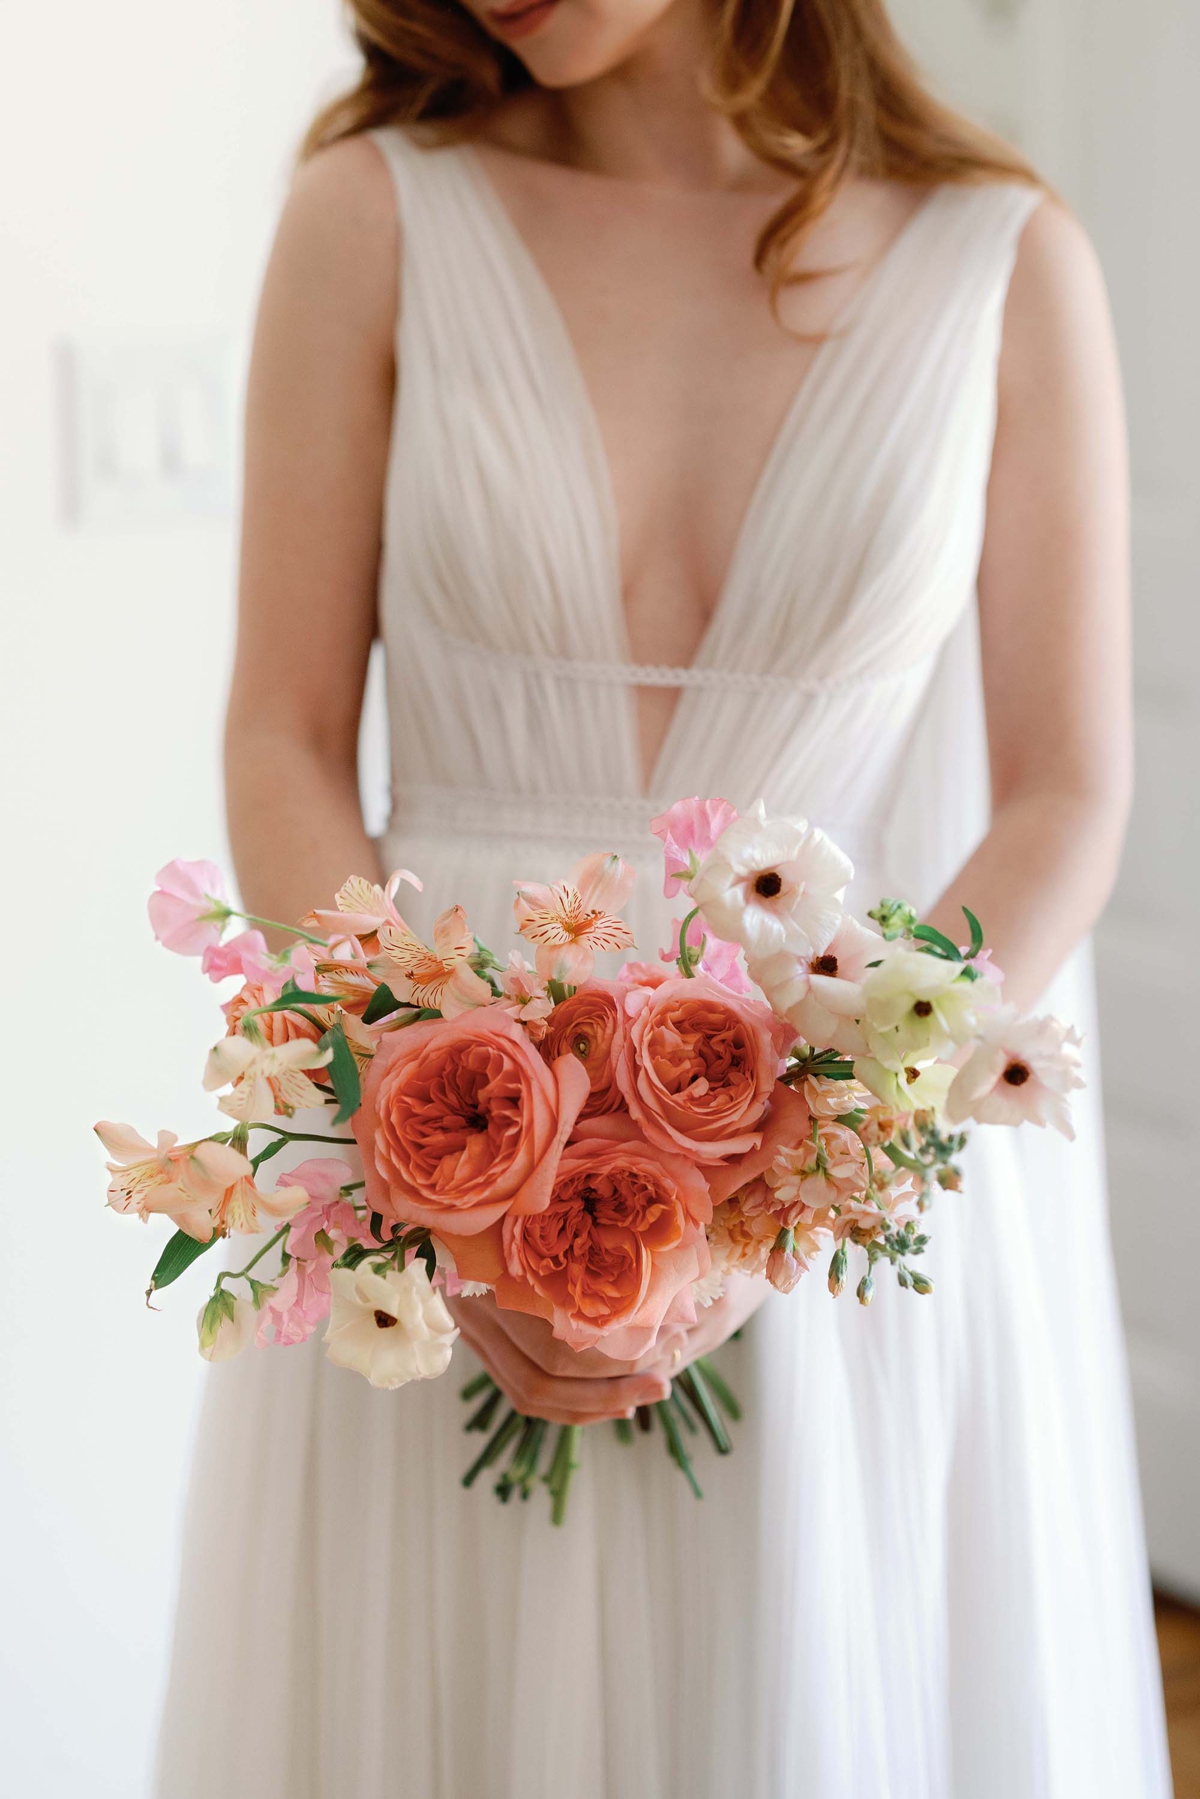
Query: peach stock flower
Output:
[[540, 980, 626, 1116], [496, 952, 554, 1041], [617, 973, 794, 1163], [763, 1122, 869, 1222], [96, 1123, 252, 1241], [354, 1007, 591, 1235], [514, 852, 636, 984], [375, 905, 493, 1018]]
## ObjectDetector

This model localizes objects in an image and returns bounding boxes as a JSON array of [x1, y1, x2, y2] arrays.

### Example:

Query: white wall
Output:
[[0, 6, 353, 1794]]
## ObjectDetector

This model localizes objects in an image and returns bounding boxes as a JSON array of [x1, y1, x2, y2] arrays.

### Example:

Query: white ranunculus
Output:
[[860, 948, 990, 1068], [944, 1009, 1084, 1138], [689, 800, 854, 963], [853, 1055, 955, 1116], [197, 1290, 256, 1363], [749, 915, 886, 1056], [324, 1259, 459, 1390]]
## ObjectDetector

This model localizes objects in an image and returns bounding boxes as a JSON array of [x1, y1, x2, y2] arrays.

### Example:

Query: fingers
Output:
[[453, 1306, 672, 1426]]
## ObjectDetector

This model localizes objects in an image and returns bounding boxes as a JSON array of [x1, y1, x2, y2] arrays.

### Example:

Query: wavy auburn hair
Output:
[[304, 0, 1039, 291]]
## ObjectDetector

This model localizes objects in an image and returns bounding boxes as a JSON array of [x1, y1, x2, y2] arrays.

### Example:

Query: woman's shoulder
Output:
[[264, 134, 401, 345]]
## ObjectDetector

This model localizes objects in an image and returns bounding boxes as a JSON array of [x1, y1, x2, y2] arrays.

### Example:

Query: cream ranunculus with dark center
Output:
[[748, 914, 885, 1058], [688, 800, 853, 962], [945, 1009, 1084, 1137], [860, 947, 990, 1068], [324, 1260, 459, 1388]]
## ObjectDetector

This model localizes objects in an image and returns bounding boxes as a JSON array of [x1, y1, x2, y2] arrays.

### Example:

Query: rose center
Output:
[[912, 1000, 934, 1017], [754, 871, 784, 899], [573, 1035, 591, 1059], [1003, 1061, 1031, 1086], [812, 954, 839, 976], [373, 1309, 398, 1329], [462, 1110, 487, 1131]]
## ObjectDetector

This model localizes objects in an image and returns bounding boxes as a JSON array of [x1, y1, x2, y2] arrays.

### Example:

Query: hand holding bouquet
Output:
[[98, 799, 1082, 1519]]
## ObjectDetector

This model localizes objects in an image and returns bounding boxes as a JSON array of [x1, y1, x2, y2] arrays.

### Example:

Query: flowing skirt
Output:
[[155, 826, 1170, 1799]]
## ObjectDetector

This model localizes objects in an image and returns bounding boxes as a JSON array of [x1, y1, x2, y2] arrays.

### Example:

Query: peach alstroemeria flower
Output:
[[212, 1171, 310, 1235], [203, 1035, 333, 1122], [306, 869, 423, 945], [514, 852, 636, 984], [96, 1123, 252, 1241], [375, 905, 493, 1019]]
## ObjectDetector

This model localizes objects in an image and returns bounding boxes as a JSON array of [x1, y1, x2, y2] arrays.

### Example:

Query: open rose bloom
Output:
[[99, 807, 1080, 1519]]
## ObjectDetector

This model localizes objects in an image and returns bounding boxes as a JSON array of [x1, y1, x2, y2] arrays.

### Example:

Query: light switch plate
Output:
[[58, 336, 237, 527]]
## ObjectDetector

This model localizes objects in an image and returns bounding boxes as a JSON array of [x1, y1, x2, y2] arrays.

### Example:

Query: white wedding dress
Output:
[[156, 130, 1171, 1798]]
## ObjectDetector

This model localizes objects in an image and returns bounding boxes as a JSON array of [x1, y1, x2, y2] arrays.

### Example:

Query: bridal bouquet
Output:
[[97, 798, 1082, 1520]]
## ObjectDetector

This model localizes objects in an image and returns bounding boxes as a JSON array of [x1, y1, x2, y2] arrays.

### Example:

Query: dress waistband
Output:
[[384, 782, 670, 855]]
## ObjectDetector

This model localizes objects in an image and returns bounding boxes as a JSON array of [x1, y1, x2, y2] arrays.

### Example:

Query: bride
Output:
[[156, 0, 1171, 1794]]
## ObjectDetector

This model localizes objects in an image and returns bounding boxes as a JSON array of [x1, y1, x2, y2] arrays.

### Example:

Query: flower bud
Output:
[[828, 1241, 848, 1298], [856, 1271, 875, 1307], [909, 1270, 934, 1296], [197, 1289, 254, 1362], [767, 1244, 804, 1294]]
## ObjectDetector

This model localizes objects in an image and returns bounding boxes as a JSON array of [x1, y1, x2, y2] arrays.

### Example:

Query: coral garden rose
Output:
[[353, 1008, 590, 1235], [617, 974, 795, 1163], [540, 980, 626, 1117], [442, 1136, 712, 1360]]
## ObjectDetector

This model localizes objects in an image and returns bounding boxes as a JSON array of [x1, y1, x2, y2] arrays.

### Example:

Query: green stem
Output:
[[677, 906, 702, 978], [250, 1124, 355, 1145], [217, 1224, 289, 1288], [459, 1369, 495, 1404], [655, 1400, 703, 1499], [694, 1355, 742, 1422], [230, 909, 329, 948]]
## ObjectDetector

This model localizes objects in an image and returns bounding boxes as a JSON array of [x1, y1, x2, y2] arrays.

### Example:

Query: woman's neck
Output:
[[487, 1, 788, 193]]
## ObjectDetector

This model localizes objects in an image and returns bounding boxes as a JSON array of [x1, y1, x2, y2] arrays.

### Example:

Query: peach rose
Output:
[[353, 1008, 590, 1236], [224, 981, 323, 1051], [617, 974, 795, 1163], [540, 980, 625, 1117], [442, 1135, 712, 1360]]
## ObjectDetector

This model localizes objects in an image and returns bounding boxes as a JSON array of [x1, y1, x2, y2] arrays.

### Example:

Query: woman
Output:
[[157, 0, 1171, 1794]]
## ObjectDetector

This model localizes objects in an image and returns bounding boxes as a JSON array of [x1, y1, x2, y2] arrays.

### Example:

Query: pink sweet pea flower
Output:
[[256, 1158, 365, 1347], [660, 913, 750, 993], [148, 859, 231, 956], [650, 797, 740, 898], [200, 928, 274, 985]]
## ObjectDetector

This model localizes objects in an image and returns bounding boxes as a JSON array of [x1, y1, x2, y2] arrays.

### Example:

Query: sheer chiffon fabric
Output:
[[156, 132, 1170, 1798]]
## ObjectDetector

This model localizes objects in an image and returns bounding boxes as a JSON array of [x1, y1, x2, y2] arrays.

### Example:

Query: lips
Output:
[[487, 0, 560, 39]]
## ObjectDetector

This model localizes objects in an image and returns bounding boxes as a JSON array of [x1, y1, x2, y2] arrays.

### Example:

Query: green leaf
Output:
[[319, 1023, 361, 1124], [361, 983, 404, 1025], [962, 906, 985, 959], [250, 987, 331, 1012], [250, 1135, 289, 1174], [149, 1228, 220, 1294], [912, 923, 962, 961]]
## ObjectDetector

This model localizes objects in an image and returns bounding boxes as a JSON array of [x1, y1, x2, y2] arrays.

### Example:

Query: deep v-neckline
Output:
[[455, 144, 944, 792]]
